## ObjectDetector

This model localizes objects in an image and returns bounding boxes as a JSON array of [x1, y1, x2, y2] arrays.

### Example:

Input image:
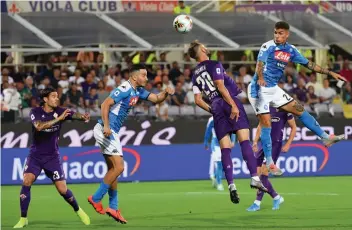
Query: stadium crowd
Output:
[[1, 50, 352, 123]]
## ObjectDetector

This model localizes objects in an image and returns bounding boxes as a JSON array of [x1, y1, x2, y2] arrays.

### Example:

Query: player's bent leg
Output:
[[280, 100, 344, 147], [55, 180, 90, 225]]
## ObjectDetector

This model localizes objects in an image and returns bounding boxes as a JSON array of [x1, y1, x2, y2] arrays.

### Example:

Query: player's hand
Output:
[[58, 109, 71, 121], [103, 125, 112, 138], [257, 78, 267, 87], [82, 113, 90, 123], [164, 87, 175, 95], [230, 105, 240, 121], [281, 144, 291, 153], [252, 142, 258, 152], [330, 72, 347, 82]]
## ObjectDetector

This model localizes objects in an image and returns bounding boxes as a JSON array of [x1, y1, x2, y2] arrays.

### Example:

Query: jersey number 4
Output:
[[196, 72, 216, 95]]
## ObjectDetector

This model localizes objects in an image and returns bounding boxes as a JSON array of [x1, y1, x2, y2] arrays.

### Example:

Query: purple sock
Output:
[[260, 175, 278, 198], [240, 140, 258, 177], [221, 148, 233, 186], [20, 185, 31, 217], [61, 189, 79, 212], [256, 189, 265, 201]]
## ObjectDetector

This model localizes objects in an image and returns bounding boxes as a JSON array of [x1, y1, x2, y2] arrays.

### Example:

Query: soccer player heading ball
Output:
[[14, 87, 91, 228], [189, 40, 268, 205], [248, 21, 346, 176]]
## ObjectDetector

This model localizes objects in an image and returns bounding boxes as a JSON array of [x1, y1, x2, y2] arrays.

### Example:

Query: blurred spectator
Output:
[[66, 83, 83, 108], [13, 65, 27, 82], [306, 85, 320, 109], [169, 61, 182, 81], [156, 100, 169, 121], [340, 59, 352, 83], [38, 77, 51, 90], [318, 79, 336, 104], [298, 69, 309, 83], [81, 73, 97, 96], [173, 1, 191, 15], [115, 74, 123, 87], [336, 54, 344, 71], [58, 72, 70, 94], [218, 52, 229, 70], [236, 83, 249, 104], [305, 73, 323, 95], [89, 69, 100, 84], [162, 75, 175, 91], [25, 76, 39, 99], [16, 81, 31, 109], [122, 69, 130, 83], [69, 69, 85, 85], [291, 78, 308, 104], [171, 82, 187, 106], [57, 86, 67, 107], [237, 66, 252, 85], [284, 75, 297, 93], [51, 68, 61, 89], [77, 51, 94, 64], [152, 82, 163, 94], [2, 82, 21, 123], [159, 53, 170, 70], [30, 97, 39, 108], [154, 69, 162, 84], [85, 88, 99, 112], [342, 82, 352, 104], [178, 75, 189, 92], [97, 81, 109, 105], [0, 68, 14, 84], [105, 67, 117, 89], [284, 62, 298, 82]]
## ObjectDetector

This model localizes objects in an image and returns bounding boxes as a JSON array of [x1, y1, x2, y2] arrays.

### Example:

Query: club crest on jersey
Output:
[[129, 96, 139, 106], [274, 51, 290, 62]]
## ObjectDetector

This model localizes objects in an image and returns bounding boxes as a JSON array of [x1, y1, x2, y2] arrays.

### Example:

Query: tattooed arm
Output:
[[256, 61, 266, 86], [33, 109, 70, 131], [71, 112, 90, 122]]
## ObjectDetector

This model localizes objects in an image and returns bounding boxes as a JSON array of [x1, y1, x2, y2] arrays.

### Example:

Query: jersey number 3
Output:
[[196, 72, 216, 95]]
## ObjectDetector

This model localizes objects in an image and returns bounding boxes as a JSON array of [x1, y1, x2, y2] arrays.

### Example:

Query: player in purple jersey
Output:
[[249, 21, 346, 176], [13, 87, 91, 228], [188, 40, 268, 204], [247, 107, 297, 212]]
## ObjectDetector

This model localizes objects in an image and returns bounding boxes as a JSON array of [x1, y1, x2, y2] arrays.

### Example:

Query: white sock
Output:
[[254, 200, 261, 206], [228, 183, 237, 190], [273, 195, 281, 200], [252, 176, 260, 181]]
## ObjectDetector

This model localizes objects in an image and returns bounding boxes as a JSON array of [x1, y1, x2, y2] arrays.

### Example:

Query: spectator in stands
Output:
[[306, 85, 320, 109], [122, 69, 130, 83], [69, 69, 85, 86], [104, 67, 116, 90], [89, 69, 100, 84], [171, 81, 187, 106], [162, 75, 175, 91], [38, 76, 51, 90], [173, 1, 191, 15], [30, 97, 39, 108], [16, 81, 32, 109], [340, 59, 352, 83], [25, 76, 38, 99], [97, 81, 109, 106], [85, 87, 99, 113], [51, 68, 61, 89], [342, 82, 352, 104], [0, 68, 14, 85], [317, 79, 336, 116], [154, 69, 162, 85], [284, 75, 297, 93], [57, 86, 67, 107], [183, 53, 193, 69], [58, 72, 70, 94], [236, 83, 249, 104], [66, 83, 83, 109], [284, 62, 298, 82], [218, 52, 229, 70], [178, 75, 189, 92], [237, 66, 252, 85], [81, 73, 97, 96], [156, 100, 169, 121], [13, 65, 27, 83], [169, 61, 182, 81], [292, 78, 308, 104], [159, 53, 170, 70], [298, 69, 309, 83], [77, 50, 94, 64], [306, 73, 323, 94], [2, 82, 21, 123], [336, 54, 344, 71], [115, 74, 123, 87]]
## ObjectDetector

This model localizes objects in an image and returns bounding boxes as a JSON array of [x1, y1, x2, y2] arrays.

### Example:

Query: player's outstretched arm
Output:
[[282, 117, 297, 152], [147, 87, 175, 104], [33, 109, 70, 131], [305, 61, 347, 82], [214, 79, 239, 121], [71, 112, 90, 123]]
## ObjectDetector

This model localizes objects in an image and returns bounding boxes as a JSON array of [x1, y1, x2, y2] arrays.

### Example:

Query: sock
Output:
[[215, 161, 223, 185], [209, 153, 215, 178], [20, 186, 31, 218], [256, 188, 265, 201], [298, 111, 328, 139], [261, 127, 273, 165], [260, 175, 278, 199], [254, 200, 261, 206], [273, 195, 281, 200], [108, 189, 118, 210], [240, 140, 258, 176], [221, 148, 234, 186], [92, 182, 110, 203], [61, 189, 79, 212]]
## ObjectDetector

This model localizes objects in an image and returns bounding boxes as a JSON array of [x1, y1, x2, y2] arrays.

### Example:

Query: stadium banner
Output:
[[2, 142, 352, 185], [234, 4, 319, 14], [330, 1, 352, 12], [1, 119, 352, 148], [121, 1, 177, 12]]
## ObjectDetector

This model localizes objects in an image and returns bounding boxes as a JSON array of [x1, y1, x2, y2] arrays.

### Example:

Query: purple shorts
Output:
[[24, 155, 65, 182], [255, 141, 283, 166], [211, 97, 250, 141]]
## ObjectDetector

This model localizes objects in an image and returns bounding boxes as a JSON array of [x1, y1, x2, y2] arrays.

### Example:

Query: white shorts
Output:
[[212, 146, 222, 162], [93, 123, 123, 156], [248, 82, 293, 115]]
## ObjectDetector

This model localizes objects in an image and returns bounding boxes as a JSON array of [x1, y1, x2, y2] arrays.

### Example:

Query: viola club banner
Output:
[[234, 4, 319, 14], [1, 119, 352, 148], [1, 142, 352, 185]]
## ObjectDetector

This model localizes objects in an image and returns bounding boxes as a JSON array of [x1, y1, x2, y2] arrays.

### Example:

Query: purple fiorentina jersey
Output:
[[270, 107, 294, 142], [192, 60, 241, 104], [29, 107, 73, 158]]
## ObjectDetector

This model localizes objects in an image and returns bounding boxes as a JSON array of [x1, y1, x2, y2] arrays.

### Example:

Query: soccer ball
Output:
[[173, 15, 193, 33]]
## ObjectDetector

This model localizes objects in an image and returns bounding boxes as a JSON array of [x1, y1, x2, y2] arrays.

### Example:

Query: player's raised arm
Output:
[[147, 87, 175, 103], [31, 108, 70, 131], [282, 115, 297, 153], [71, 111, 90, 123]]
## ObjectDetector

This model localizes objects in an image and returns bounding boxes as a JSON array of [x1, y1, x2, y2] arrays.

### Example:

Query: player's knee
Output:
[[23, 173, 35, 186], [293, 101, 305, 114]]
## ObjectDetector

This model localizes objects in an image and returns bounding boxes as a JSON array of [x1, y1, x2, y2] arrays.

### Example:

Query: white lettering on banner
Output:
[[152, 127, 176, 145], [1, 132, 29, 148], [63, 130, 94, 147], [232, 155, 317, 175], [345, 126, 352, 140], [133, 121, 151, 145], [335, 2, 352, 12]]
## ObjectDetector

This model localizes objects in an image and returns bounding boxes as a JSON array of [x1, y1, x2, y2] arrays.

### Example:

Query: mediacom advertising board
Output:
[[2, 142, 351, 185]]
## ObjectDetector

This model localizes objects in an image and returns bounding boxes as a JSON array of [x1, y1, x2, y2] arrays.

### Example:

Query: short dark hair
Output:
[[188, 40, 202, 60], [39, 87, 56, 105], [130, 64, 146, 74], [275, 21, 290, 30]]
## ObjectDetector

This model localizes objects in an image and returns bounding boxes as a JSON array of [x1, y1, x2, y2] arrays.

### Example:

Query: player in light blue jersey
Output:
[[248, 21, 346, 176], [88, 65, 174, 224], [204, 117, 236, 191]]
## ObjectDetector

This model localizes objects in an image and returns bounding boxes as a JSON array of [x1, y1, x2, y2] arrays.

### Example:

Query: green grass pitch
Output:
[[2, 177, 352, 230]]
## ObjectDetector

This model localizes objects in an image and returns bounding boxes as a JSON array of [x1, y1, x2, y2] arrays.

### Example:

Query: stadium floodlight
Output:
[[8, 13, 63, 49], [95, 13, 153, 49], [191, 16, 240, 49], [316, 14, 352, 39]]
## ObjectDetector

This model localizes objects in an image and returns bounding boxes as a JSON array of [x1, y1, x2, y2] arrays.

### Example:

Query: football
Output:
[[173, 14, 193, 33]]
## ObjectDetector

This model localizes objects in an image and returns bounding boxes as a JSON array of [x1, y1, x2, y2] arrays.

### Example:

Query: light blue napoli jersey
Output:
[[250, 40, 309, 97], [204, 117, 236, 152], [98, 81, 150, 133]]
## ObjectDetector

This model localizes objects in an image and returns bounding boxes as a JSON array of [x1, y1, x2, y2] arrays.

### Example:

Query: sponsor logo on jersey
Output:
[[129, 96, 139, 106], [274, 51, 290, 62]]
